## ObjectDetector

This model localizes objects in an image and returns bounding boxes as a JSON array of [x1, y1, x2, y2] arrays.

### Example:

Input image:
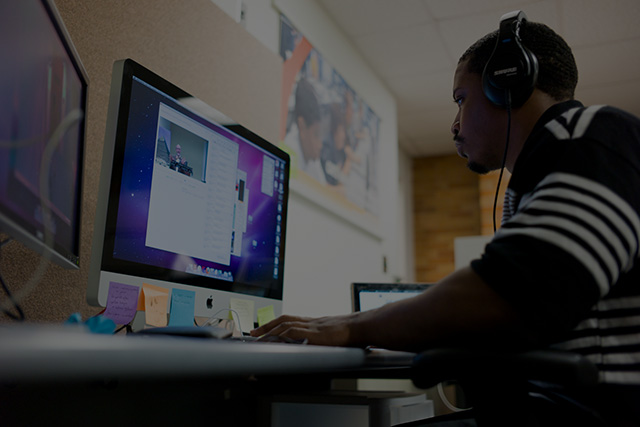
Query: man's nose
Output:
[[451, 120, 460, 137]]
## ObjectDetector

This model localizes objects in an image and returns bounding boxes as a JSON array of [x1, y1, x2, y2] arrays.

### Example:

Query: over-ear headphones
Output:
[[482, 10, 539, 108]]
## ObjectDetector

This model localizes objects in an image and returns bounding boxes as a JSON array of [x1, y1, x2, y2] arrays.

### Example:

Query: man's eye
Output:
[[454, 98, 463, 106]]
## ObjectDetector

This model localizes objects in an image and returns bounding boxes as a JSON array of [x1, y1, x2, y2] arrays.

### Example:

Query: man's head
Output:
[[294, 78, 323, 162], [461, 20, 578, 103], [452, 18, 578, 174]]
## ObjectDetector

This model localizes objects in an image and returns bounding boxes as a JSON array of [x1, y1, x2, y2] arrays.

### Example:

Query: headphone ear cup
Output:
[[482, 11, 539, 108]]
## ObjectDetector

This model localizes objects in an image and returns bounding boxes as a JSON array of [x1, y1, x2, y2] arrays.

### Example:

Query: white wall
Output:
[[212, 0, 410, 316], [454, 235, 491, 270], [399, 148, 416, 282]]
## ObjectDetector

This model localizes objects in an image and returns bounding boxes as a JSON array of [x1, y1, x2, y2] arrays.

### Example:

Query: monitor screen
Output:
[[88, 59, 290, 327], [0, 0, 87, 269]]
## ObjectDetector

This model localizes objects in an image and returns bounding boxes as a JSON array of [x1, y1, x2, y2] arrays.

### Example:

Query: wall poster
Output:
[[279, 14, 381, 231]]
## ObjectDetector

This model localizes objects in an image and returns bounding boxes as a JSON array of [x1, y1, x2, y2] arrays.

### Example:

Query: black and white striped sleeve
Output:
[[496, 172, 640, 297], [471, 168, 640, 334]]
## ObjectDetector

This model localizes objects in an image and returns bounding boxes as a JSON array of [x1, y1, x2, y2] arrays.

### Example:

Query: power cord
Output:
[[203, 308, 245, 334], [493, 91, 513, 233]]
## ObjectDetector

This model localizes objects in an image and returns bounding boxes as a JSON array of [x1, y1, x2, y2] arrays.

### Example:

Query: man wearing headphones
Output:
[[253, 12, 640, 425]]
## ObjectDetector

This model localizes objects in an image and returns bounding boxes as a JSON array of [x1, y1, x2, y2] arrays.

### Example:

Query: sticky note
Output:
[[257, 305, 276, 327], [103, 282, 139, 325], [142, 283, 169, 327], [229, 298, 255, 333], [168, 288, 196, 327]]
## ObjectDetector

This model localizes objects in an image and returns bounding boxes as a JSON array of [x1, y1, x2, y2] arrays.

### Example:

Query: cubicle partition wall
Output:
[[0, 0, 283, 322]]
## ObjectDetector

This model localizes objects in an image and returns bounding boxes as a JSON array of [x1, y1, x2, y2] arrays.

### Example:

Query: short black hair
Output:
[[459, 20, 578, 101]]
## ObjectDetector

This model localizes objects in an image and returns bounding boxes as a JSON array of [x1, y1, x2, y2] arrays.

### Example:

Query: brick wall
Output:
[[412, 154, 509, 282], [479, 169, 509, 235]]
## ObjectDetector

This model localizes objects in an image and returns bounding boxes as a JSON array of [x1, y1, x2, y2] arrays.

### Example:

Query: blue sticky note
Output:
[[103, 282, 139, 325], [168, 288, 196, 326]]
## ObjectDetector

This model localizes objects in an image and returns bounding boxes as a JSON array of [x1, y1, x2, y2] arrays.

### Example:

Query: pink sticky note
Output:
[[103, 282, 139, 325]]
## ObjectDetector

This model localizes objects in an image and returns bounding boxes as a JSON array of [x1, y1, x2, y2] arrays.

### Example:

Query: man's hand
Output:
[[250, 313, 359, 347], [250, 267, 530, 351]]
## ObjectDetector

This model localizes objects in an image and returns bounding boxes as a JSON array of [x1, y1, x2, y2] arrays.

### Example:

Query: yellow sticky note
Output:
[[229, 298, 255, 333], [257, 305, 276, 327], [142, 283, 169, 327]]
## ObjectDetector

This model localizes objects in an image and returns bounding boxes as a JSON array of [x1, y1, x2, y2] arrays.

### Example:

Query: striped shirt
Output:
[[472, 100, 640, 385]]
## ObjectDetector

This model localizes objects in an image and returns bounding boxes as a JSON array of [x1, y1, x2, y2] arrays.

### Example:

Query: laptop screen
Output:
[[351, 283, 432, 312]]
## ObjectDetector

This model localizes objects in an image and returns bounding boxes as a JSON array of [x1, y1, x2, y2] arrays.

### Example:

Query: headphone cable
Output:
[[493, 91, 512, 233]]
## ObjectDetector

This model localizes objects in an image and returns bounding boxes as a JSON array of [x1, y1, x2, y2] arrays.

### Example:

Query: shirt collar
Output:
[[513, 99, 584, 172], [529, 99, 584, 137]]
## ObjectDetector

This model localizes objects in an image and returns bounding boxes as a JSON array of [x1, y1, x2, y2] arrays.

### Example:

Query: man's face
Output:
[[451, 60, 507, 174]]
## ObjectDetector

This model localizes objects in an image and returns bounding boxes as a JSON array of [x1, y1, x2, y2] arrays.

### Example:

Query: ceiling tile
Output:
[[438, 1, 560, 61], [560, 0, 640, 47], [438, 14, 499, 61], [353, 23, 452, 78], [387, 69, 456, 112], [573, 39, 640, 87], [319, 0, 433, 38], [423, 0, 542, 20]]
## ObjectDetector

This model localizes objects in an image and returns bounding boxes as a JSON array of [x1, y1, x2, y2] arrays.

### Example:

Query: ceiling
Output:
[[317, 0, 640, 158]]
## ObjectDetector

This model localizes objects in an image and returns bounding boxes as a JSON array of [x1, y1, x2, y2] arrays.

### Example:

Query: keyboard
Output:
[[134, 326, 307, 344]]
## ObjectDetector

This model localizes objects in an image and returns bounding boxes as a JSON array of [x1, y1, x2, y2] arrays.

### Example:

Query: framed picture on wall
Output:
[[278, 14, 381, 236]]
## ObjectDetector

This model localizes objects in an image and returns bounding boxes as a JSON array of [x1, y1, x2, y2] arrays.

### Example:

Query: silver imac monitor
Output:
[[88, 59, 289, 328], [0, 0, 87, 269]]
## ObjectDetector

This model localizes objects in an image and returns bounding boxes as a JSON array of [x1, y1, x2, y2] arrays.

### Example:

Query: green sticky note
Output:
[[257, 305, 276, 327]]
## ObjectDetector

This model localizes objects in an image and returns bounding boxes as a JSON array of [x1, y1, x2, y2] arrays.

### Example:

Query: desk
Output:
[[0, 324, 420, 426], [0, 324, 370, 382]]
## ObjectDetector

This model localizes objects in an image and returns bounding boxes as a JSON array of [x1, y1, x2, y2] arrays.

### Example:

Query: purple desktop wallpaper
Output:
[[107, 78, 286, 297]]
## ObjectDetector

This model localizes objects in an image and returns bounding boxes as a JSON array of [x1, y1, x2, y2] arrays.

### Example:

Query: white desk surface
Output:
[[0, 324, 371, 382], [0, 324, 416, 383]]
